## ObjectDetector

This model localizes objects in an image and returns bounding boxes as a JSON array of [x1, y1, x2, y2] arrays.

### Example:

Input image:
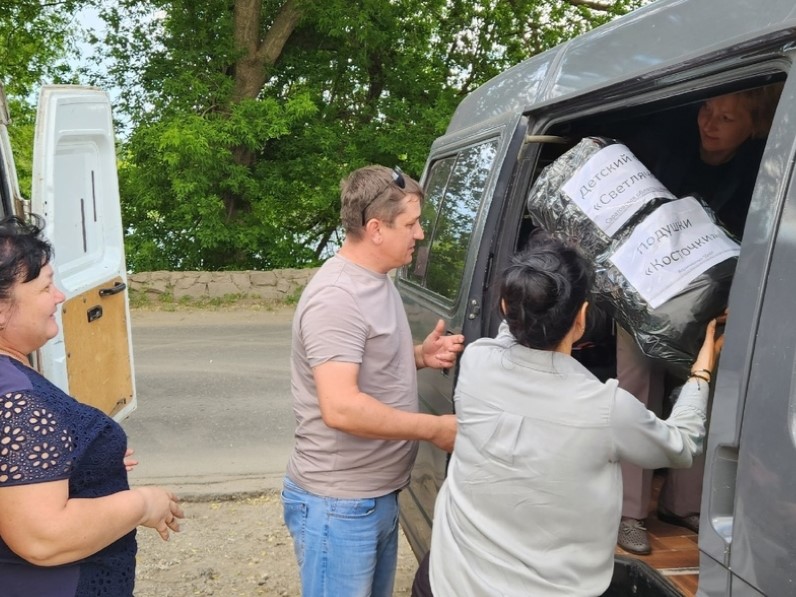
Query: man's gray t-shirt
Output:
[[287, 254, 419, 498]]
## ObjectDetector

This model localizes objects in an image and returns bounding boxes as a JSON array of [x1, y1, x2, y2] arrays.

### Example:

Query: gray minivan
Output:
[[396, 1, 796, 594]]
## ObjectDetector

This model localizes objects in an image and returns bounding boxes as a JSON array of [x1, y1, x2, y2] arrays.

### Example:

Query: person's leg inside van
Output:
[[658, 440, 705, 533], [656, 377, 714, 533], [616, 327, 665, 554]]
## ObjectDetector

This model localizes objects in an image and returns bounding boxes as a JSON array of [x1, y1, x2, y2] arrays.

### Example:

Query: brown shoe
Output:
[[617, 517, 651, 555]]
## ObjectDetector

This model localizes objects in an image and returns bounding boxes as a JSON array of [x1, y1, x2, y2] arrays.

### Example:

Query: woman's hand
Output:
[[123, 448, 139, 472], [691, 318, 725, 376], [134, 487, 184, 541]]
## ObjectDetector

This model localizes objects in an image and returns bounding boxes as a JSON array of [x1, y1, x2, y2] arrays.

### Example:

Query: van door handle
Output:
[[99, 282, 127, 297], [467, 298, 481, 320]]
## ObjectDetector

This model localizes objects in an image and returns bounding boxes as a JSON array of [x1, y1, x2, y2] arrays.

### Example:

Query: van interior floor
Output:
[[615, 472, 699, 596]]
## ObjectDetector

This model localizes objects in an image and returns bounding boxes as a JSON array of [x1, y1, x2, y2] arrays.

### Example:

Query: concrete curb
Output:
[[130, 472, 286, 502]]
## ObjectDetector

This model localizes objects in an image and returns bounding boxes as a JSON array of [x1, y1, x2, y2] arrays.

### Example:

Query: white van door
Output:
[[31, 85, 136, 421]]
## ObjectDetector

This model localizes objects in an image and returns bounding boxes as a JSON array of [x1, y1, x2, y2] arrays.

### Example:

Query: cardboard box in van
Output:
[[396, 0, 796, 594]]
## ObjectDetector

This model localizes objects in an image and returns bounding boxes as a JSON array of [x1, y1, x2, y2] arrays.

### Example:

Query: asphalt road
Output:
[[121, 307, 297, 498]]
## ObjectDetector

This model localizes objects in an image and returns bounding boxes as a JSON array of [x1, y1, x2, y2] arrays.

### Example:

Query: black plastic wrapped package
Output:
[[526, 136, 739, 375], [524, 137, 675, 260]]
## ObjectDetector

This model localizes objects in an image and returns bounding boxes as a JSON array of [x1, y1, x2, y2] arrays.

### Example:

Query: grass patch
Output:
[[128, 287, 297, 311], [282, 287, 304, 305]]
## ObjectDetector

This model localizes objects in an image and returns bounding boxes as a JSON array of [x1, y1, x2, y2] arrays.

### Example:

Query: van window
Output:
[[404, 140, 498, 301]]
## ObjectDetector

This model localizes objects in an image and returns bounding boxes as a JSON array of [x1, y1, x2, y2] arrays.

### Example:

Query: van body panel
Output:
[[696, 551, 731, 597], [725, 161, 796, 593], [698, 71, 796, 591], [729, 576, 766, 597], [31, 85, 136, 421], [548, 3, 796, 98], [446, 54, 553, 136], [447, 0, 796, 140]]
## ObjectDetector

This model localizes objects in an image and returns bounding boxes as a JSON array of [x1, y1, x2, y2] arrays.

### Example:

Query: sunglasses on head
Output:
[[361, 167, 406, 226]]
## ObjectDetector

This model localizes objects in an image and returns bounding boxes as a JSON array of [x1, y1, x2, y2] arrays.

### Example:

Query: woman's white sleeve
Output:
[[611, 380, 708, 469]]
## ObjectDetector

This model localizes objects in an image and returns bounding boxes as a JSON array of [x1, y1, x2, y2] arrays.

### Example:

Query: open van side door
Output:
[[31, 85, 136, 422]]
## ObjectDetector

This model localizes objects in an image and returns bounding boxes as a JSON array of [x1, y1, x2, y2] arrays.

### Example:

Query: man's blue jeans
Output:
[[281, 476, 399, 597]]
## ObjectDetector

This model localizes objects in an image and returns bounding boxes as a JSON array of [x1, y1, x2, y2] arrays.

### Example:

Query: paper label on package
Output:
[[609, 196, 740, 309], [562, 143, 675, 236]]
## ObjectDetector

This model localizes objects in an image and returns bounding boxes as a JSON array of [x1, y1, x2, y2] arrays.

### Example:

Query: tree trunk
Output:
[[224, 0, 303, 225], [232, 0, 303, 103]]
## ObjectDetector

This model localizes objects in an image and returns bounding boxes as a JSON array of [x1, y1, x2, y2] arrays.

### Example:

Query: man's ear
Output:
[[361, 218, 381, 244]]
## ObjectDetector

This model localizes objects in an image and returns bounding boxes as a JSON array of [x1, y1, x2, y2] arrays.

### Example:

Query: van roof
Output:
[[447, 0, 796, 135]]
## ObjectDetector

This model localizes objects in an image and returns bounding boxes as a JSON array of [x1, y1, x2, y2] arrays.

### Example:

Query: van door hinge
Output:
[[467, 298, 481, 320]]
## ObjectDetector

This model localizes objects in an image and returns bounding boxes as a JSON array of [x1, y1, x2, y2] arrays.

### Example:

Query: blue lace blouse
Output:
[[0, 356, 136, 596]]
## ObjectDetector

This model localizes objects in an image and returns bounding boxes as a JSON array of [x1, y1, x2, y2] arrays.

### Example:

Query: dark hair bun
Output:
[[500, 233, 592, 350]]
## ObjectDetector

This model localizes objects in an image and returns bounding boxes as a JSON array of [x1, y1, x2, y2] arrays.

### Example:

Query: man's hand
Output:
[[417, 319, 465, 370]]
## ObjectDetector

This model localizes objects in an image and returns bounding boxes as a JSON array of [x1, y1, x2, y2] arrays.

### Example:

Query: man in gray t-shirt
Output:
[[282, 165, 463, 597]]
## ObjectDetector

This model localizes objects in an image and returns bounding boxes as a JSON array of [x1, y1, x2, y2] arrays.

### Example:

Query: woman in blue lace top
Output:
[[0, 215, 184, 596]]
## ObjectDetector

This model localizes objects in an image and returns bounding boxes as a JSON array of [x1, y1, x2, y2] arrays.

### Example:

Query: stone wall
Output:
[[128, 268, 319, 302]]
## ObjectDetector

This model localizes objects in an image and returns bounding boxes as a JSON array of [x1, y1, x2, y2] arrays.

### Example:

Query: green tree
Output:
[[1, 0, 93, 196], [94, 0, 648, 272]]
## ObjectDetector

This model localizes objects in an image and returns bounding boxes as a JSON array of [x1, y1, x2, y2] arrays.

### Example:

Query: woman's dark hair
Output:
[[0, 215, 53, 301], [500, 233, 593, 350]]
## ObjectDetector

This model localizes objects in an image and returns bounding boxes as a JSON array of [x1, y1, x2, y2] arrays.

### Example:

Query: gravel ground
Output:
[[134, 491, 417, 596]]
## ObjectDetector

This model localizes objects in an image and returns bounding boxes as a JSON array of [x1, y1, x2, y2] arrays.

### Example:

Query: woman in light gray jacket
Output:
[[412, 233, 723, 597]]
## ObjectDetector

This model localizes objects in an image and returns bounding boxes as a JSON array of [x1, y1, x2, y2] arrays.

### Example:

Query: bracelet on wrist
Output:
[[691, 368, 712, 379], [688, 372, 710, 383]]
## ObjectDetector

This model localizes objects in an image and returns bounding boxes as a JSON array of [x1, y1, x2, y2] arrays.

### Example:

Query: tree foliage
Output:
[[1, 0, 93, 196], [89, 0, 649, 271]]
